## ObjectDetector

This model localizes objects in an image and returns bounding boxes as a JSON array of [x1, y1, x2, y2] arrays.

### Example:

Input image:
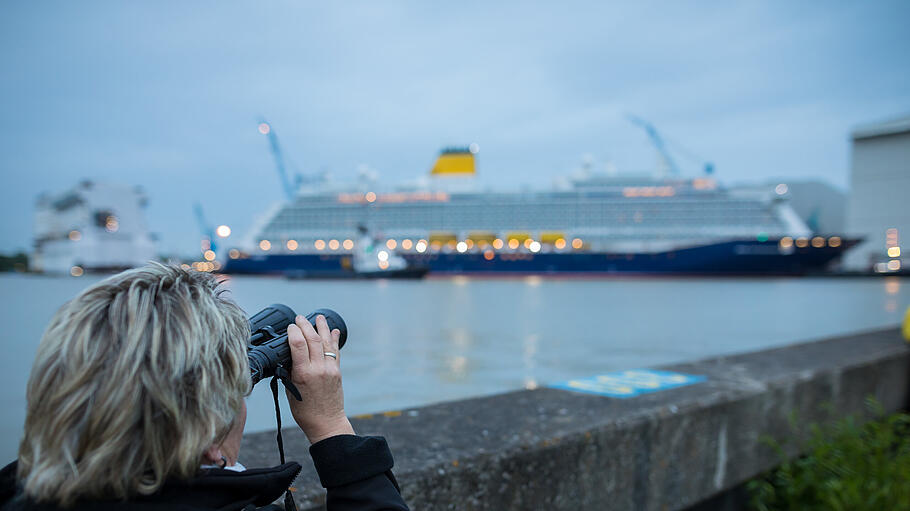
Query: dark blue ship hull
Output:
[[222, 239, 858, 277]]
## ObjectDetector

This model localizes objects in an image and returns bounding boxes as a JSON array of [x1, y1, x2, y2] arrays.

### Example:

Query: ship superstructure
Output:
[[32, 181, 156, 274], [223, 148, 855, 276]]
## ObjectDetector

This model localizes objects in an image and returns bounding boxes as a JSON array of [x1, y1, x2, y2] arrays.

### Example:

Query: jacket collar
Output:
[[1, 460, 302, 511]]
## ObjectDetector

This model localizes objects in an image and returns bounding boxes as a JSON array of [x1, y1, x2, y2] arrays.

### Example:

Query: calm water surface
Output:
[[1, 273, 907, 461]]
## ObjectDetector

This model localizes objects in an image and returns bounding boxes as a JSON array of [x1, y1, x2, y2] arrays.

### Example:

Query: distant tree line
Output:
[[0, 252, 28, 272]]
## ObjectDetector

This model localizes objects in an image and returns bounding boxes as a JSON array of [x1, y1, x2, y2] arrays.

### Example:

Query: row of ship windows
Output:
[[269, 214, 781, 229], [282, 203, 771, 216], [276, 206, 772, 221]]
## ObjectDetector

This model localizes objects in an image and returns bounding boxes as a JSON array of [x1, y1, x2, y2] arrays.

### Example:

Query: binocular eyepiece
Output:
[[247, 304, 348, 386]]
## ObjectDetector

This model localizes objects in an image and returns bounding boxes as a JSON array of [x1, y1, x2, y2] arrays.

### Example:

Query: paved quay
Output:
[[241, 327, 910, 510]]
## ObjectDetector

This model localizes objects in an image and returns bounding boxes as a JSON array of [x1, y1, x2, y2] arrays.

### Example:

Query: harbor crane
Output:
[[193, 202, 216, 254], [626, 115, 714, 176], [257, 119, 296, 201]]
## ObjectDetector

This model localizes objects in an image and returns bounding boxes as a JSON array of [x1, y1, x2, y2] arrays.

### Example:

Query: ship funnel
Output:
[[430, 147, 476, 176]]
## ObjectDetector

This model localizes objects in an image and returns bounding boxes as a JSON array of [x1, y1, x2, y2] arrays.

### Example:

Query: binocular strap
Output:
[[269, 367, 302, 511]]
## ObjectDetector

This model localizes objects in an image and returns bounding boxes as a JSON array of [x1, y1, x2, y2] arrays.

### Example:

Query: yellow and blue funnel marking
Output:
[[431, 149, 476, 175]]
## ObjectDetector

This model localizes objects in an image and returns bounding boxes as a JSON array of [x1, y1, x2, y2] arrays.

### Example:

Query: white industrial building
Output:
[[32, 181, 157, 274], [845, 115, 910, 272]]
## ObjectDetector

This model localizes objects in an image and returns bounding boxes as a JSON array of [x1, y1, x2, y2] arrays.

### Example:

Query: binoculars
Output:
[[247, 304, 348, 386]]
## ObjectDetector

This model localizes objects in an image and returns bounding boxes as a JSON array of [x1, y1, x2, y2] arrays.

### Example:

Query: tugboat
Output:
[[281, 227, 428, 279]]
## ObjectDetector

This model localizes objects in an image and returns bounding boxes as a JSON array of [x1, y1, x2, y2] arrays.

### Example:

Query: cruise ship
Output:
[[222, 148, 856, 276], [32, 181, 157, 275]]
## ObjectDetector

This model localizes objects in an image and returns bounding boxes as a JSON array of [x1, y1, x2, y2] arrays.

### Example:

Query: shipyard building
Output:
[[32, 181, 156, 274], [845, 115, 910, 272]]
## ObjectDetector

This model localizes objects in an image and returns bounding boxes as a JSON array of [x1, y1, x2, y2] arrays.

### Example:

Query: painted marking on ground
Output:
[[550, 369, 706, 398]]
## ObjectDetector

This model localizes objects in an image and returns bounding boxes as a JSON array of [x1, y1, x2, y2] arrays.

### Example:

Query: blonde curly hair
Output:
[[16, 264, 250, 506]]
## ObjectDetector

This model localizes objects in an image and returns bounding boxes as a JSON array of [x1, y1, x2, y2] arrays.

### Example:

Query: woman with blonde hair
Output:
[[0, 264, 408, 511]]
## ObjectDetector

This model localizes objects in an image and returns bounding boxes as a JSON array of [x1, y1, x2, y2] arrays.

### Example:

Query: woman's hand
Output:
[[286, 314, 355, 444]]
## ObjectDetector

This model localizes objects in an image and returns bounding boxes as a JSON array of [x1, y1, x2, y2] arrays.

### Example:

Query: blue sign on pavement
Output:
[[550, 369, 706, 398]]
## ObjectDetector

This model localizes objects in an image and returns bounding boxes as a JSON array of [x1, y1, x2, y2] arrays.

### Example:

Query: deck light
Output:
[[70, 266, 84, 277], [416, 240, 427, 253], [401, 239, 413, 250], [828, 237, 841, 248], [508, 239, 520, 249], [888, 246, 901, 258], [68, 230, 81, 241], [572, 238, 583, 249], [315, 239, 326, 250], [378, 250, 389, 262], [329, 239, 340, 250], [286, 240, 298, 250], [779, 237, 793, 249], [811, 237, 825, 248], [228, 249, 240, 259], [529, 241, 541, 253], [216, 225, 231, 237], [203, 250, 216, 261], [105, 216, 119, 233], [493, 239, 504, 249], [795, 238, 809, 248], [456, 241, 468, 253], [258, 240, 271, 251], [343, 239, 354, 250], [386, 239, 397, 250]]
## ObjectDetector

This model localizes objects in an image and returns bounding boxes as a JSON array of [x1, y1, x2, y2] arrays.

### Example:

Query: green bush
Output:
[[748, 399, 910, 511]]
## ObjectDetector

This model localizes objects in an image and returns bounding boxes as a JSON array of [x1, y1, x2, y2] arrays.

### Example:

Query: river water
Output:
[[1, 273, 907, 461]]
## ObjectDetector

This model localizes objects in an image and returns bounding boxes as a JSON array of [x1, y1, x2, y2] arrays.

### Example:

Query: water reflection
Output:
[[446, 355, 468, 379], [440, 326, 474, 381], [522, 333, 539, 389], [884, 277, 901, 312]]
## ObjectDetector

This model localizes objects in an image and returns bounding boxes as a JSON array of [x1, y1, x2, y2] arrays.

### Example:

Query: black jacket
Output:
[[0, 435, 408, 511]]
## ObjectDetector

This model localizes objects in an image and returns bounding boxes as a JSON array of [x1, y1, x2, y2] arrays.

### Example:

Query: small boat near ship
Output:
[[282, 229, 429, 279]]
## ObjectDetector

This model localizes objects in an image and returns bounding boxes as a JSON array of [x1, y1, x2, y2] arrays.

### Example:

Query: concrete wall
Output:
[[241, 328, 910, 510], [845, 117, 910, 271]]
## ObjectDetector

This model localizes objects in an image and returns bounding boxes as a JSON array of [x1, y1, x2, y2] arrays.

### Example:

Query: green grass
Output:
[[748, 398, 910, 511]]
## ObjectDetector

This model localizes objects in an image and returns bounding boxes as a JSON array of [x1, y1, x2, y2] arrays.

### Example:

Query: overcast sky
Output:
[[1, 1, 908, 255]]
